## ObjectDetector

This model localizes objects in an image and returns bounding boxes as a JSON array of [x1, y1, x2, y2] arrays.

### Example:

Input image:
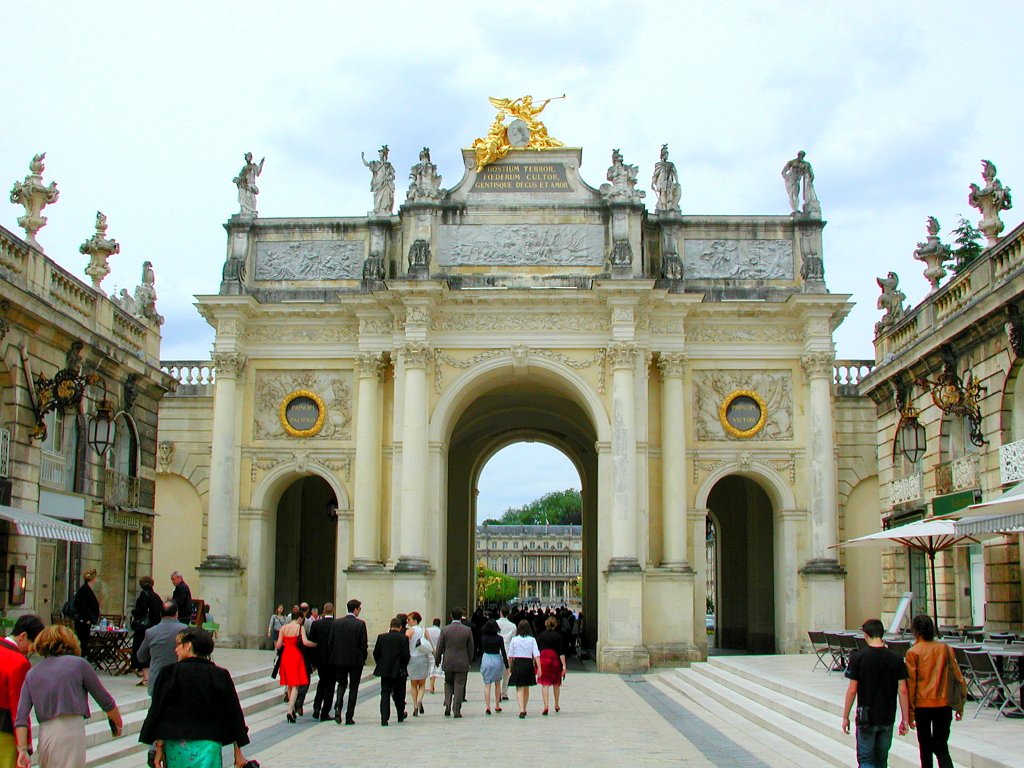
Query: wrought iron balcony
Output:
[[104, 468, 140, 508], [890, 472, 923, 507], [0, 427, 9, 477], [40, 450, 66, 490], [1002, 438, 1024, 485], [934, 455, 980, 495]]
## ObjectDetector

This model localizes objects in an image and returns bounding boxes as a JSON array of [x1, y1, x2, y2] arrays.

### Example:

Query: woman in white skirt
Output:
[[425, 617, 443, 693], [15, 625, 123, 768], [405, 612, 432, 716], [507, 620, 541, 718]]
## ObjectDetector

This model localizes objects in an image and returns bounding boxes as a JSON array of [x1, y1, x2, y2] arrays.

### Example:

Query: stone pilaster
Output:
[[396, 341, 431, 571], [800, 351, 844, 574], [203, 351, 247, 570], [608, 342, 640, 572], [657, 352, 689, 568], [350, 352, 387, 570]]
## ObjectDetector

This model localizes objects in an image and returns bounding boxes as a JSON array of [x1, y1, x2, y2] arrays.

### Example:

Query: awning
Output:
[[0, 504, 94, 543], [955, 511, 1024, 536]]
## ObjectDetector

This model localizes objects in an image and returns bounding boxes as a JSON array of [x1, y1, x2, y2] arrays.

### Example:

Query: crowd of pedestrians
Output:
[[267, 599, 581, 726]]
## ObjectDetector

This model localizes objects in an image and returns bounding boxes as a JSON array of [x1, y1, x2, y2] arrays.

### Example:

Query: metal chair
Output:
[[807, 631, 830, 672], [824, 632, 846, 673], [952, 645, 983, 701], [987, 633, 1016, 645], [965, 650, 1023, 719], [839, 633, 859, 667], [855, 635, 869, 651], [886, 640, 911, 659]]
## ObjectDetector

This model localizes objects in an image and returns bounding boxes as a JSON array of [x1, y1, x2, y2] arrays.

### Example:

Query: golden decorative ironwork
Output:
[[279, 389, 326, 438], [915, 356, 987, 447], [718, 389, 767, 439], [472, 95, 566, 171]]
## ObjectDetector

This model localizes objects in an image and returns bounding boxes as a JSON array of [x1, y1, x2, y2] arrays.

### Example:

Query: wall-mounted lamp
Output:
[[87, 380, 116, 457], [8, 564, 26, 606], [326, 499, 339, 523], [897, 405, 927, 465]]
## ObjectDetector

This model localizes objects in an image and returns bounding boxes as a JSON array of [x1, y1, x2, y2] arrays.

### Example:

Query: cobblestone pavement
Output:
[[241, 672, 816, 768]]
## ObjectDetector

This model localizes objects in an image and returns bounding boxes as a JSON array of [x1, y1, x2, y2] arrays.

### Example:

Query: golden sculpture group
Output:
[[472, 95, 566, 171]]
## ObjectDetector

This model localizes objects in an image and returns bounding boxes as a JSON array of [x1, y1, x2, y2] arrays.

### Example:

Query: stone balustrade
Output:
[[161, 361, 216, 389], [833, 359, 874, 396], [1001, 438, 1024, 485]]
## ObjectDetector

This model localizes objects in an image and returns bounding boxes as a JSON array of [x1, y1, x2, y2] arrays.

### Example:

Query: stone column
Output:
[[396, 342, 431, 571], [608, 342, 640, 571], [204, 352, 246, 567], [658, 353, 689, 567], [350, 352, 386, 569], [801, 352, 842, 568]]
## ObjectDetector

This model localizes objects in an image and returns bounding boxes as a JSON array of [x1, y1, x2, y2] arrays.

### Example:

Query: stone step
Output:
[[702, 656, 1014, 768], [81, 672, 289, 767], [664, 663, 964, 768]]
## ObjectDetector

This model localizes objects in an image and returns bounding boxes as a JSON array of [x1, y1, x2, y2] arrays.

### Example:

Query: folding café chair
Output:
[[855, 636, 869, 651], [886, 640, 910, 660], [953, 645, 983, 701], [807, 631, 830, 672], [839, 634, 859, 668], [965, 650, 1023, 719], [824, 632, 846, 674]]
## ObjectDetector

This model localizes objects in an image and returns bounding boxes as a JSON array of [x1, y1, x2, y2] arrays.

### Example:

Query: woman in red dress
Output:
[[275, 612, 316, 722], [536, 616, 567, 715]]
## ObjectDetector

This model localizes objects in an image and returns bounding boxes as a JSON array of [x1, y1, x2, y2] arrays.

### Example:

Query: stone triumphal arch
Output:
[[156, 106, 863, 671]]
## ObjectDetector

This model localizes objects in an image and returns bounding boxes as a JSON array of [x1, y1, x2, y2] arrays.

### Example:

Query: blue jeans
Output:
[[855, 723, 894, 768]]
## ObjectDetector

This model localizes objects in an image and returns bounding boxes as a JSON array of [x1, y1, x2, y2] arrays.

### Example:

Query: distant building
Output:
[[1, 171, 172, 623], [476, 524, 582, 604]]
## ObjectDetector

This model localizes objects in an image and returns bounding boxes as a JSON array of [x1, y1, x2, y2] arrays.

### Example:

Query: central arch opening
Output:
[[445, 382, 597, 645], [273, 475, 337, 610]]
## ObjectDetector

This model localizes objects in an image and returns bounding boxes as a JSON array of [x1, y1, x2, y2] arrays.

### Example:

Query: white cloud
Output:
[[477, 443, 581, 523]]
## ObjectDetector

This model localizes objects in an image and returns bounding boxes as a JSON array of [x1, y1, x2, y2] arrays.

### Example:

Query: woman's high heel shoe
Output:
[[542, 708, 549, 716], [495, 705, 502, 712], [286, 712, 296, 723], [419, 702, 424, 714], [555, 706, 560, 712]]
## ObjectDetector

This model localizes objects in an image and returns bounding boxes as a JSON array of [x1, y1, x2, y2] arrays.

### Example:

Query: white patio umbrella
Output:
[[835, 518, 978, 624]]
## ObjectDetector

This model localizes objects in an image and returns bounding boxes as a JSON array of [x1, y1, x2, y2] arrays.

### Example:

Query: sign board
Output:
[[886, 591, 914, 635], [279, 390, 326, 438], [471, 162, 571, 193], [104, 508, 142, 531]]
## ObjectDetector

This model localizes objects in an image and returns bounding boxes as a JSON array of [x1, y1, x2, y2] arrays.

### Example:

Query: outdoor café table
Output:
[[87, 628, 132, 674]]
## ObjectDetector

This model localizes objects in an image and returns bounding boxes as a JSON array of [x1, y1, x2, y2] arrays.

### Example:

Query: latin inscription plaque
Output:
[[472, 162, 571, 193], [279, 390, 326, 438], [719, 390, 768, 439]]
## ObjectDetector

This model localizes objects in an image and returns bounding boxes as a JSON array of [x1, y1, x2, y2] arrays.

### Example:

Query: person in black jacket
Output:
[[130, 576, 163, 684], [139, 626, 252, 768], [72, 569, 100, 658], [170, 571, 193, 624], [327, 598, 368, 725], [306, 602, 337, 721], [373, 617, 411, 726]]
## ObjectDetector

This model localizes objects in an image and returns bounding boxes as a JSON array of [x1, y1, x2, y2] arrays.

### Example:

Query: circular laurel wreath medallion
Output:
[[279, 390, 326, 438], [718, 389, 767, 439]]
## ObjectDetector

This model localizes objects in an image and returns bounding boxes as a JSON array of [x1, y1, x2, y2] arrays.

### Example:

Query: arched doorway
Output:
[[273, 476, 337, 609], [444, 382, 598, 640], [707, 475, 775, 653]]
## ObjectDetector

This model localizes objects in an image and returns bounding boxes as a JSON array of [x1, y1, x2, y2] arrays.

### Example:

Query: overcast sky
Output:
[[5, 3, 1022, 515]]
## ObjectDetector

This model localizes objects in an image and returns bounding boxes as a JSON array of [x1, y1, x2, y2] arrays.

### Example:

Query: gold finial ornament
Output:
[[472, 94, 566, 171]]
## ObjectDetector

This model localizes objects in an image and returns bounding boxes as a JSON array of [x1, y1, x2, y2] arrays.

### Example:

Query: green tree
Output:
[[950, 215, 983, 275], [488, 488, 582, 526]]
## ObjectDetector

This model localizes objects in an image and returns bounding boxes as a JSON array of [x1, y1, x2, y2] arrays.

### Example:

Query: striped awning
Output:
[[955, 511, 1024, 537], [0, 504, 94, 543]]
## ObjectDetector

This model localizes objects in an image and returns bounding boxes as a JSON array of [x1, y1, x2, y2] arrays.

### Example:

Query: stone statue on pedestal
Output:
[[600, 149, 644, 202], [9, 153, 60, 249], [875, 272, 906, 332], [968, 159, 1013, 247], [232, 152, 264, 216], [362, 145, 395, 215], [913, 216, 951, 292], [782, 150, 820, 216], [133, 260, 164, 325], [406, 147, 444, 202], [651, 144, 681, 214]]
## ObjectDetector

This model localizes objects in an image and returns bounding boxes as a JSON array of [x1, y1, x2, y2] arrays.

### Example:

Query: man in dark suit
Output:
[[327, 598, 367, 725], [434, 607, 474, 718], [170, 571, 193, 624], [373, 616, 411, 726], [307, 601, 337, 721]]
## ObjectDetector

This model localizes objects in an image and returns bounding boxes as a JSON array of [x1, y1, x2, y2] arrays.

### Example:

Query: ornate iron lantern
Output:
[[87, 381, 116, 457]]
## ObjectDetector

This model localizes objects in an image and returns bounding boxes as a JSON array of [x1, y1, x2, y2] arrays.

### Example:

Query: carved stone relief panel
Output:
[[253, 370, 352, 440], [432, 312, 607, 332], [682, 239, 794, 280], [244, 324, 358, 343], [693, 369, 793, 441], [437, 224, 605, 266], [686, 325, 803, 343], [254, 240, 364, 280]]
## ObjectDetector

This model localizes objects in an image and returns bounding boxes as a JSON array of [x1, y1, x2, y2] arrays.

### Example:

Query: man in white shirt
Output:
[[496, 606, 516, 701]]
